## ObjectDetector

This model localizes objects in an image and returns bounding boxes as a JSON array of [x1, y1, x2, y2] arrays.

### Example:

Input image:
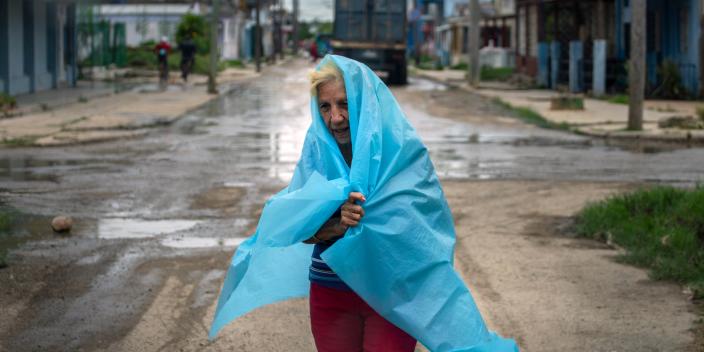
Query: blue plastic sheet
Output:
[[210, 55, 519, 352]]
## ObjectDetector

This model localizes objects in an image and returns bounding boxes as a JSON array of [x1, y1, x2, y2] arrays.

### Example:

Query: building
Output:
[[94, 1, 285, 61], [436, 0, 516, 67], [93, 4, 198, 46], [515, 0, 701, 97], [0, 0, 79, 96], [1, 0, 290, 98]]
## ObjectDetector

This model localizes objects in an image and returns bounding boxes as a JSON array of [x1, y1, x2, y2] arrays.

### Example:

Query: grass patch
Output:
[[415, 55, 443, 71], [0, 208, 16, 269], [575, 186, 704, 299], [450, 62, 468, 70], [606, 94, 629, 105], [225, 59, 245, 68], [1, 93, 17, 117], [0, 211, 12, 234], [492, 98, 572, 131], [0, 93, 17, 110], [126, 45, 226, 75], [696, 106, 704, 122], [480, 66, 514, 82], [1, 136, 38, 147], [550, 96, 584, 110]]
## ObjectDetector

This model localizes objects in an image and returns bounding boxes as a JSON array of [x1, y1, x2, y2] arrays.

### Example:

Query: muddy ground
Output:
[[0, 59, 702, 352], [3, 180, 698, 352]]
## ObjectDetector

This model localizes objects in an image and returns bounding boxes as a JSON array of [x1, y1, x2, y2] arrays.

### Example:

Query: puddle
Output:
[[160, 236, 246, 249], [406, 77, 448, 92], [132, 83, 185, 93], [224, 181, 255, 188], [76, 253, 103, 265], [0, 157, 129, 183], [0, 209, 56, 262], [97, 218, 200, 239]]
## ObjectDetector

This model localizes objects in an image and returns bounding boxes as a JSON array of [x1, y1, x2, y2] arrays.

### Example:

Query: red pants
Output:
[[309, 283, 417, 352]]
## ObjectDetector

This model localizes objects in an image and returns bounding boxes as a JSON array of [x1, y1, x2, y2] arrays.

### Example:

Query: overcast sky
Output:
[[282, 0, 334, 22]]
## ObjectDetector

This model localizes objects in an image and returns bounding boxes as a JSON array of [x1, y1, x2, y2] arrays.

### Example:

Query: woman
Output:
[[210, 55, 518, 352], [303, 62, 417, 351]]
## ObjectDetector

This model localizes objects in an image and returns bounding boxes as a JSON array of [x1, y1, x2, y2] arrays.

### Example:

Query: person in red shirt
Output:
[[309, 40, 319, 62], [154, 37, 172, 85]]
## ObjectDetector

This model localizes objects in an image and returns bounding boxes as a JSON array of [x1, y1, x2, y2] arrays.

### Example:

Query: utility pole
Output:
[[467, 0, 481, 86], [628, 0, 646, 130], [255, 0, 261, 72], [270, 0, 276, 64], [278, 0, 284, 60], [292, 0, 299, 54], [207, 0, 220, 94]]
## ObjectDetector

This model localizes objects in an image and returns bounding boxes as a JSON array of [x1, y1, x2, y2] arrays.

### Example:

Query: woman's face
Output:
[[317, 80, 350, 145]]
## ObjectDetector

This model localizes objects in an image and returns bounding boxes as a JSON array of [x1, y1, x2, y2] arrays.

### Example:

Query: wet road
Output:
[[0, 59, 703, 351]]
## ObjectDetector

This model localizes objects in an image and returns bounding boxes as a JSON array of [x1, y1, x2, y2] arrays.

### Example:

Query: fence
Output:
[[77, 4, 127, 69]]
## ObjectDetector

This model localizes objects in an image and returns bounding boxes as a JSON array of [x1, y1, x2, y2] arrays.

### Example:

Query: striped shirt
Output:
[[309, 211, 352, 291], [310, 143, 353, 291]]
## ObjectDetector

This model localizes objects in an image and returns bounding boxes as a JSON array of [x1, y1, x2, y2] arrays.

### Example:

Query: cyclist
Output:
[[154, 36, 172, 86], [179, 35, 197, 82]]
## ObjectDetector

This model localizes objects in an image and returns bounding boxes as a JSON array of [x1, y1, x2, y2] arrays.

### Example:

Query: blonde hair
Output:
[[309, 61, 344, 96]]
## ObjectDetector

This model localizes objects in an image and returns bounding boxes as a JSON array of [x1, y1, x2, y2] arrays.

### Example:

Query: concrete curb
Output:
[[412, 70, 704, 145], [0, 64, 272, 147]]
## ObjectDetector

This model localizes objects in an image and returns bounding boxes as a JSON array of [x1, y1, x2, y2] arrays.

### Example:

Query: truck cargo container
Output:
[[332, 0, 407, 84]]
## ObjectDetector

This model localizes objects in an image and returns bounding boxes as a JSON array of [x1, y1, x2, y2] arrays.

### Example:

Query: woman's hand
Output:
[[340, 192, 366, 228], [304, 217, 347, 244], [303, 192, 366, 244]]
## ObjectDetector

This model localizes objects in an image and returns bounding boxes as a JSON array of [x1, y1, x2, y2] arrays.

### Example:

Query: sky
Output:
[[282, 0, 334, 22]]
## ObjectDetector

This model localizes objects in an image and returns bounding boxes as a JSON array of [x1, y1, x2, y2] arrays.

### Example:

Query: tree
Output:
[[628, 0, 646, 130], [467, 0, 481, 86], [176, 14, 210, 54]]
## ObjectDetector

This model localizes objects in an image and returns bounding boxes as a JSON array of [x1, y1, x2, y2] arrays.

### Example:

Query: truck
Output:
[[331, 0, 407, 84]]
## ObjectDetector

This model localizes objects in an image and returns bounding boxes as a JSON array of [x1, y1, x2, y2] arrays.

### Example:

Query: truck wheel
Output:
[[397, 64, 407, 85], [389, 65, 407, 85]]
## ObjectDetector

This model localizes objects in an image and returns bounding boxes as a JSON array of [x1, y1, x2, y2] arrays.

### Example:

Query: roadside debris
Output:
[[51, 216, 74, 233]]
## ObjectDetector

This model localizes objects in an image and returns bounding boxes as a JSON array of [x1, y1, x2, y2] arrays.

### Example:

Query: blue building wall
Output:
[[0, 1, 7, 93], [615, 0, 700, 94], [0, 0, 77, 96]]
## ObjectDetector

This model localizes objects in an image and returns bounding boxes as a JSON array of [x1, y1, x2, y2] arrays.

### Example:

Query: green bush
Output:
[[575, 186, 704, 299], [606, 94, 629, 105], [126, 46, 156, 68], [651, 60, 688, 99], [0, 93, 16, 110], [415, 55, 442, 70], [225, 59, 245, 68], [450, 62, 468, 70], [480, 66, 514, 81]]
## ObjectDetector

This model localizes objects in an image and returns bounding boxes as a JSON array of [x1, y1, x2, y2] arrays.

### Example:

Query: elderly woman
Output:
[[303, 62, 417, 351], [210, 55, 518, 352]]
